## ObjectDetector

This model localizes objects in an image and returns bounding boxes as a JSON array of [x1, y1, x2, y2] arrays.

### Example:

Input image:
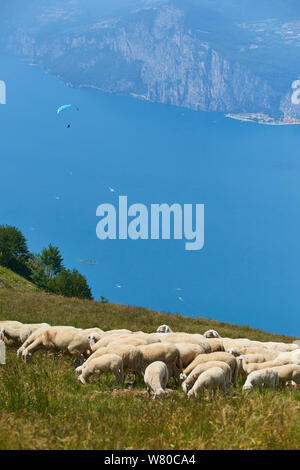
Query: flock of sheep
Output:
[[1, 321, 300, 399]]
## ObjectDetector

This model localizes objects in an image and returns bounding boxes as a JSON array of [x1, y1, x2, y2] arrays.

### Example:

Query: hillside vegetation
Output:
[[0, 283, 296, 343], [0, 269, 299, 450], [0, 266, 37, 292]]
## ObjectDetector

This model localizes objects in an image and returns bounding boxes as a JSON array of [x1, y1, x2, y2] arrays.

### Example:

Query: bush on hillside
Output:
[[47, 268, 93, 300]]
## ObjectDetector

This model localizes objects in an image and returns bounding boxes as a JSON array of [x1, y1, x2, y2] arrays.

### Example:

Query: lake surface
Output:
[[0, 54, 300, 336]]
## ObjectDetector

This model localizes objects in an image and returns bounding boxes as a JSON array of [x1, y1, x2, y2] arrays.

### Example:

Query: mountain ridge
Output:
[[1, 1, 300, 117]]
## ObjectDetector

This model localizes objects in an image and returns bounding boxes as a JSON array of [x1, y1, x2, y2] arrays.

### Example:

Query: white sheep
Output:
[[242, 369, 279, 392], [182, 361, 232, 394], [183, 352, 239, 387], [75, 346, 109, 375], [144, 361, 169, 399], [240, 352, 278, 364], [156, 325, 173, 333], [270, 364, 300, 388], [261, 342, 299, 352], [0, 321, 23, 328], [78, 354, 123, 386], [102, 343, 143, 374], [205, 338, 225, 352], [138, 343, 182, 383], [90, 332, 135, 350], [222, 338, 264, 351], [1, 323, 50, 346], [160, 333, 211, 352], [187, 367, 227, 400], [21, 326, 91, 363], [174, 342, 207, 368], [0, 321, 23, 346], [241, 358, 290, 375], [17, 324, 54, 358], [227, 347, 278, 361], [241, 350, 300, 374], [203, 329, 221, 338]]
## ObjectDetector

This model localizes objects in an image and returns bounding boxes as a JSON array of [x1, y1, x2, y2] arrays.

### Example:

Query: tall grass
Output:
[[0, 350, 299, 450], [0, 284, 299, 450]]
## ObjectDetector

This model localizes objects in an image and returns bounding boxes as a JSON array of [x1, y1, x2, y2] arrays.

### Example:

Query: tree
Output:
[[39, 244, 63, 278], [28, 254, 50, 290], [47, 268, 93, 300], [0, 225, 29, 267]]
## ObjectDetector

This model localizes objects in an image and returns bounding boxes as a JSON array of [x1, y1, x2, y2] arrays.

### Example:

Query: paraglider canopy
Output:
[[57, 104, 79, 115]]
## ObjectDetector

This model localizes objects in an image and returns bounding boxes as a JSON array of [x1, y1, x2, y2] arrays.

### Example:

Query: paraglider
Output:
[[57, 104, 79, 115], [57, 104, 79, 128]]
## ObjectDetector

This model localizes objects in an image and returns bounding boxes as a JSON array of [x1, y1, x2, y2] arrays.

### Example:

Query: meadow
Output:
[[0, 269, 299, 450]]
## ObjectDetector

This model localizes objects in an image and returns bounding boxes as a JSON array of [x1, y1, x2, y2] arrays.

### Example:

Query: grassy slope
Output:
[[0, 269, 299, 450], [0, 266, 37, 292], [0, 286, 297, 342]]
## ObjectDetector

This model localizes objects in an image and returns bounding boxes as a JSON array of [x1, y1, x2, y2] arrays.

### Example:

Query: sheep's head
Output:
[[242, 383, 253, 392], [88, 334, 97, 347], [179, 373, 187, 382], [17, 347, 23, 359], [187, 389, 195, 399], [156, 325, 172, 334], [227, 348, 239, 357], [203, 329, 220, 339], [182, 382, 188, 394], [154, 389, 166, 399]]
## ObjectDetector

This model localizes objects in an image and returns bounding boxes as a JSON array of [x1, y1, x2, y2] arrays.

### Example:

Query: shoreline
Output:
[[225, 113, 300, 126]]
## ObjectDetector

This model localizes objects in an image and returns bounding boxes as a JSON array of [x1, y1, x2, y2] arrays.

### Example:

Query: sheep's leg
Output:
[[18, 336, 36, 358], [114, 371, 123, 386], [79, 367, 92, 384], [291, 380, 298, 389], [75, 365, 85, 375], [270, 380, 275, 391], [112, 367, 122, 386], [68, 344, 85, 367], [22, 337, 44, 362], [78, 374, 87, 385], [172, 364, 181, 386]]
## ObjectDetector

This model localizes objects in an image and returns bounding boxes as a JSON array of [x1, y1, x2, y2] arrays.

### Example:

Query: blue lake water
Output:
[[0, 54, 300, 336]]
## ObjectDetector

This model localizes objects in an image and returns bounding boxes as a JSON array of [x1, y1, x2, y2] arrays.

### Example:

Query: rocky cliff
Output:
[[1, 1, 300, 116]]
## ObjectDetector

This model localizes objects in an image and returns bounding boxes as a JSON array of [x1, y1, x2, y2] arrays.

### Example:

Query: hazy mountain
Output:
[[1, 0, 300, 116]]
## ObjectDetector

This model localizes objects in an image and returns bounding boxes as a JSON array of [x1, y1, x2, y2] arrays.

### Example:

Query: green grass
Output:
[[0, 286, 297, 343], [0, 349, 299, 450], [0, 268, 299, 450], [0, 266, 37, 292]]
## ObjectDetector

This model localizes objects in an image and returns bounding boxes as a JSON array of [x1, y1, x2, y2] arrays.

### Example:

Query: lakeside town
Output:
[[226, 113, 300, 125]]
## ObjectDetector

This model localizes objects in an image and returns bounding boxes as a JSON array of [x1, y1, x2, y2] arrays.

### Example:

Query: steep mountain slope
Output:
[[1, 0, 300, 116]]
